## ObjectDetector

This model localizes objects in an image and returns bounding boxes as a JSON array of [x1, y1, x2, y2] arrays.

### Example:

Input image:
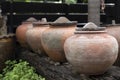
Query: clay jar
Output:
[[0, 34, 15, 72], [41, 17, 77, 62], [64, 22, 118, 75], [106, 24, 120, 66], [16, 17, 37, 49], [26, 19, 49, 55]]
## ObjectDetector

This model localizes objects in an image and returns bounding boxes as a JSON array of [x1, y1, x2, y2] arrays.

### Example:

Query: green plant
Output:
[[0, 60, 45, 80], [65, 0, 77, 4]]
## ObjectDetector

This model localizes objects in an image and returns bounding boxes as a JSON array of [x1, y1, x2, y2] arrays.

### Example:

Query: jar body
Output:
[[0, 35, 15, 72], [64, 32, 118, 75], [106, 25, 120, 66], [26, 25, 49, 55], [16, 23, 33, 49], [41, 26, 75, 62]]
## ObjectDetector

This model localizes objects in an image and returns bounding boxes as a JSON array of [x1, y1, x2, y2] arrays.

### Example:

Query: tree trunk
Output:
[[16, 46, 120, 80], [88, 0, 100, 26]]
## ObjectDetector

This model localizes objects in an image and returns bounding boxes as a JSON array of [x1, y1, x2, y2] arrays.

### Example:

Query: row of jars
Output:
[[16, 16, 120, 75]]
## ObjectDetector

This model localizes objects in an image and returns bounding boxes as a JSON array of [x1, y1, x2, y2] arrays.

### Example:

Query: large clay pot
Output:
[[0, 34, 15, 72], [106, 24, 120, 66], [16, 17, 37, 49], [64, 22, 118, 75], [26, 19, 49, 55], [41, 17, 77, 62]]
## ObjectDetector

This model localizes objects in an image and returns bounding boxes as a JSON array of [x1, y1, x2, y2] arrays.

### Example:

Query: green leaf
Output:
[[0, 60, 45, 80]]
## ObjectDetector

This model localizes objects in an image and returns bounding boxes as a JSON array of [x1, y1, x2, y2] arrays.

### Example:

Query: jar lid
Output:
[[33, 18, 49, 26], [104, 24, 120, 27], [0, 34, 15, 39], [75, 22, 106, 34], [22, 17, 38, 24], [50, 16, 77, 26]]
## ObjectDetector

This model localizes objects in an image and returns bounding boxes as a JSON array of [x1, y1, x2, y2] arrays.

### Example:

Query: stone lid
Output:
[[26, 17, 37, 22], [76, 22, 106, 31], [22, 17, 38, 24], [50, 16, 77, 26], [33, 18, 49, 26], [75, 22, 106, 34]]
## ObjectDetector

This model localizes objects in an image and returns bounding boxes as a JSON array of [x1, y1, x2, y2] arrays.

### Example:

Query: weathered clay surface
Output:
[[64, 33, 118, 75], [41, 17, 77, 62], [0, 34, 15, 72], [16, 17, 37, 49], [41, 26, 75, 62], [106, 25, 120, 66], [64, 23, 118, 75], [26, 22, 49, 55]]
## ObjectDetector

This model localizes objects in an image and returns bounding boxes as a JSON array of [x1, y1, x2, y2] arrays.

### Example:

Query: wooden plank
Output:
[[6, 14, 66, 26], [68, 3, 115, 13], [68, 3, 88, 13], [11, 2, 68, 13], [1, 1, 117, 32], [6, 14, 106, 26], [105, 0, 115, 3], [115, 0, 120, 23], [1, 2, 11, 14]]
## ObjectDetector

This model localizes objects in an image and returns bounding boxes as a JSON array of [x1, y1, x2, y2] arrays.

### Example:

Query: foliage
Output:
[[65, 0, 77, 4], [6, 0, 60, 2], [0, 60, 45, 80], [6, 0, 31, 2]]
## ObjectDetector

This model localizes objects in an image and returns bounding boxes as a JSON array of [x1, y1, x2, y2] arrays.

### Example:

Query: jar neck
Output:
[[105, 24, 120, 27], [49, 21, 77, 27], [22, 21, 33, 24], [33, 22, 49, 27]]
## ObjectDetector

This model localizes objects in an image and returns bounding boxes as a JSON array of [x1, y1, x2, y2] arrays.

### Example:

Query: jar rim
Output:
[[49, 21, 77, 27], [74, 31, 107, 34], [32, 22, 49, 26], [0, 34, 15, 39], [76, 27, 106, 31], [105, 24, 120, 27]]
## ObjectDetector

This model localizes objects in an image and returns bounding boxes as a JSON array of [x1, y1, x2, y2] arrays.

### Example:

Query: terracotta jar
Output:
[[41, 17, 77, 62], [0, 34, 15, 72], [106, 24, 120, 66], [16, 17, 37, 49], [26, 18, 49, 55], [64, 22, 118, 75]]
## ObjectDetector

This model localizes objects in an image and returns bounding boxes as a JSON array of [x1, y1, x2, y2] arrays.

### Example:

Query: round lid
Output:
[[75, 22, 106, 34], [22, 17, 38, 24], [26, 17, 37, 22], [33, 18, 49, 26], [50, 16, 77, 26]]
